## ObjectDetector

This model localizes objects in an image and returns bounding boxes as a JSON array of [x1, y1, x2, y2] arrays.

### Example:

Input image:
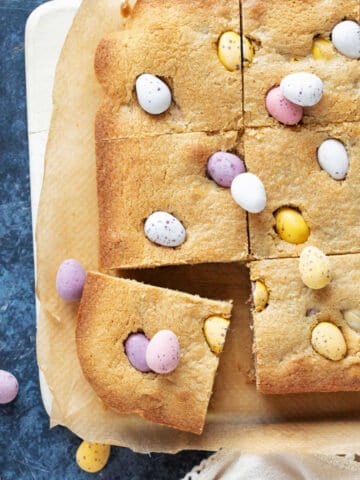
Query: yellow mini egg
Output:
[[312, 37, 335, 60], [76, 441, 111, 473], [204, 316, 230, 354], [275, 208, 310, 244], [311, 322, 347, 361], [342, 309, 360, 333], [252, 281, 269, 312], [299, 246, 331, 290], [243, 36, 254, 66], [218, 32, 241, 71]]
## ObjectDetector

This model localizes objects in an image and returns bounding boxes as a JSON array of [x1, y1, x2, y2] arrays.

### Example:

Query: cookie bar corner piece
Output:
[[249, 254, 360, 394], [76, 272, 233, 434], [242, 0, 360, 127], [94, 0, 243, 139]]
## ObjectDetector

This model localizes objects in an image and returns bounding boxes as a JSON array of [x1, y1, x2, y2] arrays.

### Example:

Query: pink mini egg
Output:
[[265, 86, 303, 125], [56, 259, 86, 301], [0, 370, 19, 404], [146, 330, 180, 374]]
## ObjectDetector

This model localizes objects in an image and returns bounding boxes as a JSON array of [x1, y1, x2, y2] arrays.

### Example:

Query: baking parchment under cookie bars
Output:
[[36, 0, 360, 452]]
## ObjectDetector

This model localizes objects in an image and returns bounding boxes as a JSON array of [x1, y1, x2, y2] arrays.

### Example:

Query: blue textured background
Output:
[[0, 1, 210, 478]]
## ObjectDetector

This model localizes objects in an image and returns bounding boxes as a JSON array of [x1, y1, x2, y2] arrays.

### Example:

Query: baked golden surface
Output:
[[76, 272, 232, 434], [95, 0, 242, 139], [242, 0, 360, 126], [97, 131, 248, 269], [250, 254, 360, 394], [245, 122, 360, 259]]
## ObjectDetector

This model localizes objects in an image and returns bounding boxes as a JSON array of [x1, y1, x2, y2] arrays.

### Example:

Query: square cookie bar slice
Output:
[[242, 0, 360, 127], [250, 254, 360, 394], [76, 272, 233, 434], [97, 131, 248, 269], [245, 122, 360, 259], [95, 0, 242, 140]]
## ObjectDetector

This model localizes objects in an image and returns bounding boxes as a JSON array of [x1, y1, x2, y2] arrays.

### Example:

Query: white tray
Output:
[[25, 0, 82, 415]]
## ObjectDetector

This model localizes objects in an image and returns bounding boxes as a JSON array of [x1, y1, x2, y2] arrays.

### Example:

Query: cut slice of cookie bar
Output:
[[244, 122, 360, 259], [76, 272, 233, 434], [249, 254, 360, 394], [242, 0, 360, 127], [95, 0, 242, 139], [97, 131, 248, 269]]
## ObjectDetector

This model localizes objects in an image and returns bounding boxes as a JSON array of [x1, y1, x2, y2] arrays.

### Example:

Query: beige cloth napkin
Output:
[[183, 451, 360, 480]]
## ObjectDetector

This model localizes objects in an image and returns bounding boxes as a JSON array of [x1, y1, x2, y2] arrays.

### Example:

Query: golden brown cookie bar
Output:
[[250, 254, 360, 394], [244, 122, 360, 259], [97, 131, 248, 269], [76, 272, 232, 434], [242, 0, 360, 127], [95, 0, 242, 139]]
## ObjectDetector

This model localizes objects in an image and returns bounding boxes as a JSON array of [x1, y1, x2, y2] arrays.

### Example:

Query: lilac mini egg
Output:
[[0, 370, 19, 404], [207, 152, 245, 187], [125, 333, 151, 372], [265, 86, 303, 125], [56, 259, 86, 301], [146, 330, 180, 374]]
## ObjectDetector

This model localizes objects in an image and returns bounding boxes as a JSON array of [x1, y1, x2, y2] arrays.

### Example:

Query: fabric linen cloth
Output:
[[183, 451, 360, 479]]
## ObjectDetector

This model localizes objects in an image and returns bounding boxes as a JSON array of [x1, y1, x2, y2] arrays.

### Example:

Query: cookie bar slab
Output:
[[242, 0, 360, 127], [97, 131, 248, 269], [250, 254, 360, 394], [95, 0, 242, 139], [76, 272, 232, 434], [244, 122, 360, 259]]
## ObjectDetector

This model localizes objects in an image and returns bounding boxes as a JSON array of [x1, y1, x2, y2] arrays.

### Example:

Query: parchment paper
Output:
[[36, 0, 360, 453]]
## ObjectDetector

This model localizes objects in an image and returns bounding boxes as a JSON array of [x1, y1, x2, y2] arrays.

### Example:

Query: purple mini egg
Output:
[[146, 330, 180, 374], [56, 259, 86, 301], [207, 152, 245, 187], [125, 333, 151, 372], [0, 370, 19, 404]]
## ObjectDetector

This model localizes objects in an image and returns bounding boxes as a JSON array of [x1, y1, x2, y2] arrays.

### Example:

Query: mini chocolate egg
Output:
[[136, 74, 172, 115], [317, 139, 349, 180], [275, 207, 310, 244], [252, 281, 269, 312], [146, 330, 180, 374], [144, 211, 186, 247], [231, 173, 266, 214], [218, 32, 241, 71], [0, 370, 19, 404], [311, 322, 347, 361], [331, 20, 360, 59], [280, 72, 323, 107], [76, 441, 111, 473], [204, 316, 230, 355], [299, 246, 331, 290], [342, 309, 360, 333], [56, 259, 86, 301], [265, 87, 303, 125], [207, 151, 245, 187], [312, 37, 335, 60], [125, 333, 151, 372]]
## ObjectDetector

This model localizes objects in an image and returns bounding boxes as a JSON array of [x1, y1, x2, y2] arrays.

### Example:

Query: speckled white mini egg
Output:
[[136, 74, 172, 115], [331, 20, 360, 59], [144, 211, 186, 247], [280, 72, 323, 107], [231, 173, 267, 214], [317, 139, 349, 180]]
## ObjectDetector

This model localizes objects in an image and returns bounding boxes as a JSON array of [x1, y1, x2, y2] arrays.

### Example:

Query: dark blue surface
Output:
[[0, 1, 210, 478]]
